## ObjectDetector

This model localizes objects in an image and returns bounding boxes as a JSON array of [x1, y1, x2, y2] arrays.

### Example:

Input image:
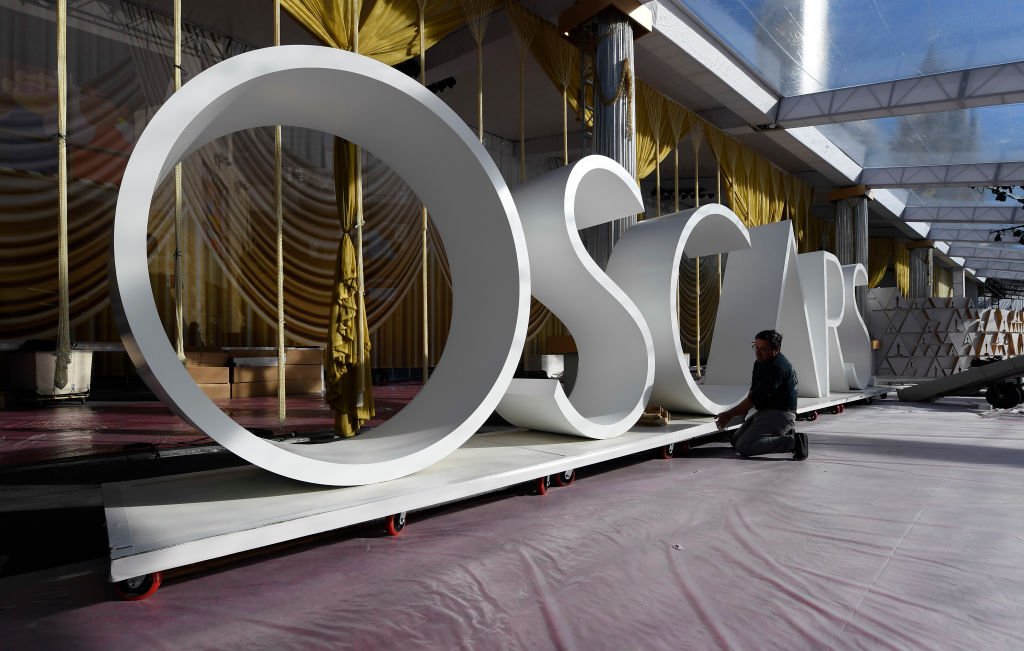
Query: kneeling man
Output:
[[715, 329, 808, 460]]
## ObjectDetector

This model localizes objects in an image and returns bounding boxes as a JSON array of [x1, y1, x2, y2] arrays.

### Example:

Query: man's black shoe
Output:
[[793, 431, 808, 461]]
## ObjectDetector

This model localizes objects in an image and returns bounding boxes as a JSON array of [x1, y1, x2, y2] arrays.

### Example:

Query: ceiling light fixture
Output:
[[971, 185, 1024, 207], [988, 224, 1024, 242]]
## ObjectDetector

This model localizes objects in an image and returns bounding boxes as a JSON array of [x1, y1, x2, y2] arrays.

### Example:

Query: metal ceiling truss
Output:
[[771, 60, 1024, 128], [948, 242, 1024, 256], [929, 227, 1024, 244], [984, 277, 1024, 298], [860, 162, 1024, 188], [964, 259, 1024, 272], [901, 205, 1024, 223]]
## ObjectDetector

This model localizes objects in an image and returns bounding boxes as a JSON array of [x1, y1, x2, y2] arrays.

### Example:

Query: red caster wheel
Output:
[[385, 512, 407, 537], [553, 469, 576, 486], [535, 475, 552, 495], [837, 404, 845, 413], [659, 443, 675, 459], [115, 572, 162, 601]]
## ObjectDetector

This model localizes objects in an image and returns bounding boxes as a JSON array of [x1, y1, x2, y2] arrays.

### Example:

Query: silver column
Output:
[[834, 195, 869, 316], [580, 10, 636, 269], [952, 268, 966, 298], [908, 247, 933, 298]]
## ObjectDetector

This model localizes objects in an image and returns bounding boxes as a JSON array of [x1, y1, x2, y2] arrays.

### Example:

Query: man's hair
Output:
[[755, 329, 783, 350]]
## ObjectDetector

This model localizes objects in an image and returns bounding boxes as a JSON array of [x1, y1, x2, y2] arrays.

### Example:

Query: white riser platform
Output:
[[104, 388, 887, 581]]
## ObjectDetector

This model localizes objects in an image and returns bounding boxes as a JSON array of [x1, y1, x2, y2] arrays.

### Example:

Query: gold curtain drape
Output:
[[326, 141, 374, 437], [282, 0, 469, 63], [283, 0, 478, 434], [934, 264, 953, 298], [679, 256, 718, 364], [868, 237, 893, 289], [700, 120, 820, 251], [520, 8, 584, 153], [893, 240, 910, 297], [868, 237, 911, 297], [635, 81, 667, 183]]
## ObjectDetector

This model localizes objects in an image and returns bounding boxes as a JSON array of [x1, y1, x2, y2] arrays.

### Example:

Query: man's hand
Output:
[[715, 411, 732, 430]]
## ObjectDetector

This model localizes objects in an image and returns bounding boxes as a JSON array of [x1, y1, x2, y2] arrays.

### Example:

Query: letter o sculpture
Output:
[[111, 46, 530, 486]]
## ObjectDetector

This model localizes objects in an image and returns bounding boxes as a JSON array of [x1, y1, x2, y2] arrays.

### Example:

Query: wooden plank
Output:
[[233, 365, 322, 384], [187, 366, 230, 384], [231, 378, 323, 398], [197, 383, 231, 400]]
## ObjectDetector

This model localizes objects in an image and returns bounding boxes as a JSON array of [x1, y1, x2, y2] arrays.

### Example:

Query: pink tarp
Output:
[[2, 397, 1023, 649]]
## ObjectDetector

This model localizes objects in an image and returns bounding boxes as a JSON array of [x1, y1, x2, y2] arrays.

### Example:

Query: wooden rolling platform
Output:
[[103, 387, 888, 597]]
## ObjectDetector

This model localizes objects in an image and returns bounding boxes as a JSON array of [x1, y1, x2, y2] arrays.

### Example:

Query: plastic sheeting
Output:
[[2, 396, 1024, 649]]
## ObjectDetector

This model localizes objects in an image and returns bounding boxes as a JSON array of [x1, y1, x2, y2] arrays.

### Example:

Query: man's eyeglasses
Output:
[[751, 344, 771, 352]]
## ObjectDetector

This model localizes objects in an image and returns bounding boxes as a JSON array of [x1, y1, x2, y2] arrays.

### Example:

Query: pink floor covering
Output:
[[1, 397, 1023, 649], [0, 384, 422, 468]]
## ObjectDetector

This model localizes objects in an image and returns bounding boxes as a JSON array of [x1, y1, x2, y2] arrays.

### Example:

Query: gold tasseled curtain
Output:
[[283, 0, 479, 434]]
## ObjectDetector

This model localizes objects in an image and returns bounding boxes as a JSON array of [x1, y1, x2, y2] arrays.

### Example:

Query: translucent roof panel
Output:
[[814, 104, 1024, 168], [674, 0, 1024, 96]]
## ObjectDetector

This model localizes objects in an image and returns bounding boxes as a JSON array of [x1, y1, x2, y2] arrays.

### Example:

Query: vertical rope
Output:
[[172, 0, 186, 363], [717, 159, 722, 294], [460, 0, 493, 143], [643, 88, 663, 217], [419, 0, 430, 383], [692, 130, 701, 377], [674, 146, 679, 213], [507, 4, 538, 183], [562, 86, 568, 165], [353, 0, 367, 408], [274, 0, 286, 426], [54, 0, 71, 389]]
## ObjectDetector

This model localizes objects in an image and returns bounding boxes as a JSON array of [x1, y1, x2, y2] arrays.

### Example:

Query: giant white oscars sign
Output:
[[113, 45, 871, 487]]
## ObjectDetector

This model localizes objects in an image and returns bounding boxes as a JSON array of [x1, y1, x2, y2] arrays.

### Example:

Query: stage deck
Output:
[[103, 389, 887, 582]]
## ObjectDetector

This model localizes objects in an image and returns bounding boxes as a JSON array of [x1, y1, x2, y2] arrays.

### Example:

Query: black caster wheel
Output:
[[798, 411, 818, 422], [986, 383, 1021, 409], [385, 512, 407, 537], [535, 475, 552, 495], [659, 443, 675, 459], [115, 572, 162, 601], [553, 469, 576, 486]]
